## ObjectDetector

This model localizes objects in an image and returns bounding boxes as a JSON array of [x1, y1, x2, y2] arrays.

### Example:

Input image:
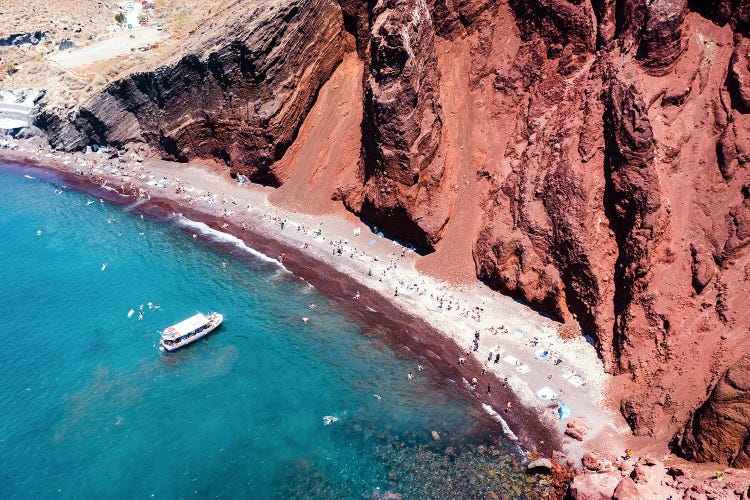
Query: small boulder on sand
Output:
[[569, 472, 621, 500], [612, 477, 640, 500], [582, 452, 612, 472], [565, 416, 588, 441]]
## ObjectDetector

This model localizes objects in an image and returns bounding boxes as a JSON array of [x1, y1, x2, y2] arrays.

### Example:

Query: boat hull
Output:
[[160, 313, 223, 352]]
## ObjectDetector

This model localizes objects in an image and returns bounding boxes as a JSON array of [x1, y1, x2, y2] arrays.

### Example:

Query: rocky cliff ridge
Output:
[[35, 0, 750, 470]]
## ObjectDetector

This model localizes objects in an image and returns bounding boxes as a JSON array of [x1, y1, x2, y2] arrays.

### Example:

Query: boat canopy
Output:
[[162, 313, 210, 340]]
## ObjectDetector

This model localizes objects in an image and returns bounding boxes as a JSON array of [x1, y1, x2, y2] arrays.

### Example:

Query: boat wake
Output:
[[175, 217, 289, 272]]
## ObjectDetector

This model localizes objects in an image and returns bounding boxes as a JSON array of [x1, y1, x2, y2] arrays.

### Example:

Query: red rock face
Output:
[[635, 0, 688, 73], [676, 354, 750, 467], [34, 0, 750, 466], [343, 0, 447, 248]]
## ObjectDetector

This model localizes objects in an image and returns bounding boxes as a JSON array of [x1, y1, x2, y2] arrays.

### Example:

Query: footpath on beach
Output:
[[0, 143, 631, 461]]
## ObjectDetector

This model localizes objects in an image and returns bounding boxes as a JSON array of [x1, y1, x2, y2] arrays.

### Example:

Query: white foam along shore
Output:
[[0, 145, 630, 459], [174, 216, 289, 271]]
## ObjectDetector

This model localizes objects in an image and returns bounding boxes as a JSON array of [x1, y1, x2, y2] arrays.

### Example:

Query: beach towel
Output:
[[561, 370, 574, 380], [503, 355, 519, 366], [535, 349, 550, 360], [557, 402, 572, 419], [568, 375, 585, 387], [537, 386, 557, 400], [516, 365, 531, 374], [514, 330, 524, 339]]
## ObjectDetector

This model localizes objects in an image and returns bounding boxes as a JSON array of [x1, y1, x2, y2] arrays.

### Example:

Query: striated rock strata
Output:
[[34, 0, 750, 467], [36, 0, 348, 185]]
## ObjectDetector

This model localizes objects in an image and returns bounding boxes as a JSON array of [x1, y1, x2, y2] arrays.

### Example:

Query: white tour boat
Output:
[[160, 312, 223, 352]]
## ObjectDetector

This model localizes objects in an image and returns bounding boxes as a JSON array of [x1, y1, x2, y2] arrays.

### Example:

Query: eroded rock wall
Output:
[[677, 353, 750, 467], [343, 0, 448, 248]]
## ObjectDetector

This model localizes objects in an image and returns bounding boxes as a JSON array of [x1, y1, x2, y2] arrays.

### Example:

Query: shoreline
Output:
[[0, 146, 627, 462]]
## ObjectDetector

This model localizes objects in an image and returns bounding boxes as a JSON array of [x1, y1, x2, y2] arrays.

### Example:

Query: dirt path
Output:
[[49, 28, 168, 68]]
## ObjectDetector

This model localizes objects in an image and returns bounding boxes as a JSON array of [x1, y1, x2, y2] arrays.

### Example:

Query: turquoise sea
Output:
[[0, 162, 544, 498]]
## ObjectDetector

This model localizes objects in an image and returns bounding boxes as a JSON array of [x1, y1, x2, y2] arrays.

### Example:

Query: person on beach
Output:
[[487, 384, 491, 394]]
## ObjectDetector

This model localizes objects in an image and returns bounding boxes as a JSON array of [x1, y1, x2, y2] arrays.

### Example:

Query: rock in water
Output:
[[526, 458, 552, 473]]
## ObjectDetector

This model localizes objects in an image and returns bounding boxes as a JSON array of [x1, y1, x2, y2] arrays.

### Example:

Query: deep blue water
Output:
[[0, 162, 543, 499]]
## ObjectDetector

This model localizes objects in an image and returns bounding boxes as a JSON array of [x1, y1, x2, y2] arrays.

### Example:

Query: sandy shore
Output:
[[0, 144, 630, 462]]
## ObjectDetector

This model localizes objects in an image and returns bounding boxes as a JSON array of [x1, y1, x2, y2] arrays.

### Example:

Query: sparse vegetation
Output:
[[6, 61, 17, 76], [115, 12, 126, 25]]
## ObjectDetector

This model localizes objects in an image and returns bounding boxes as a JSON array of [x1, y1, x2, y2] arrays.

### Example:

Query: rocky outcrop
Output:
[[677, 354, 750, 467], [729, 37, 750, 112], [635, 0, 688, 74], [36, 0, 348, 185], [342, 0, 447, 248]]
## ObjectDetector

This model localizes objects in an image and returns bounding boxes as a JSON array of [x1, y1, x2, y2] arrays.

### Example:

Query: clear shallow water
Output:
[[0, 163, 545, 499]]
